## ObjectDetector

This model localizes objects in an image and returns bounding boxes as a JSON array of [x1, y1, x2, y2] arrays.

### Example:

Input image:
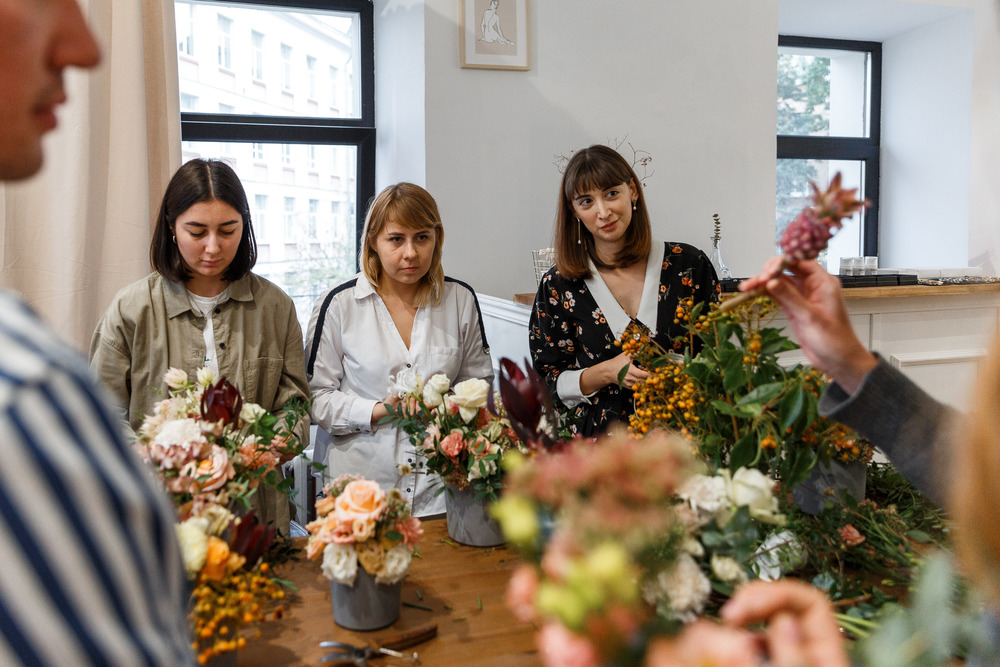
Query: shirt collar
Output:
[[584, 240, 663, 337], [163, 273, 253, 318]]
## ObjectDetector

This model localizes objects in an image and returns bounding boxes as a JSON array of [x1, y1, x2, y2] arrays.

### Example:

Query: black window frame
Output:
[[777, 35, 881, 256], [178, 0, 375, 262]]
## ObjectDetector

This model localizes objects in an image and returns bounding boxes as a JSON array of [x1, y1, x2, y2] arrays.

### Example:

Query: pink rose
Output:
[[537, 623, 599, 667], [335, 479, 387, 525], [195, 444, 235, 492], [397, 515, 423, 546], [506, 565, 539, 623], [423, 424, 441, 454], [839, 523, 866, 547], [439, 430, 467, 459]]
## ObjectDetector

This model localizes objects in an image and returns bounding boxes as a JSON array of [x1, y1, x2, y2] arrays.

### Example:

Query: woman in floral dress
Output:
[[529, 145, 719, 436]]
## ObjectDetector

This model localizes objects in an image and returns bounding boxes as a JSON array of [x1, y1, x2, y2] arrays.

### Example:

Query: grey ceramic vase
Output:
[[445, 485, 505, 547], [792, 459, 867, 516], [330, 568, 401, 631]]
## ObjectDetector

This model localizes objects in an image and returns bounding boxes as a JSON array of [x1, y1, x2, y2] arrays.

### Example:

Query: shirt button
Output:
[[406, 488, 411, 493], [406, 363, 411, 368], [407, 458, 413, 464], [214, 307, 221, 314], [219, 342, 226, 349]]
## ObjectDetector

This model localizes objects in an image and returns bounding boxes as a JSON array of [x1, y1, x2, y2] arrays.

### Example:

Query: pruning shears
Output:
[[319, 623, 437, 665]]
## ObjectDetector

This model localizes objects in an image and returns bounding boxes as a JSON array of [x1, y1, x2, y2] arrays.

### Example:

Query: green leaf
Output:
[[736, 381, 785, 407], [617, 362, 630, 388], [778, 384, 806, 433], [722, 355, 749, 393], [710, 400, 760, 418], [729, 432, 757, 470]]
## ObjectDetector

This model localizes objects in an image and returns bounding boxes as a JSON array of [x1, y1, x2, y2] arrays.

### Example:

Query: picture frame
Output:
[[459, 0, 530, 71]]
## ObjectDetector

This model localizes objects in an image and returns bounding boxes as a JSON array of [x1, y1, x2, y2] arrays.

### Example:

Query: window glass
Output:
[[777, 47, 871, 138], [175, 1, 362, 119]]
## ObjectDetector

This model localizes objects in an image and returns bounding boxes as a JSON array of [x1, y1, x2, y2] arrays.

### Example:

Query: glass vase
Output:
[[709, 237, 733, 279]]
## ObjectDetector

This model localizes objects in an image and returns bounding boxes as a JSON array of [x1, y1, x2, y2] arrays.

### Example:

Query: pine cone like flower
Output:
[[779, 172, 866, 260]]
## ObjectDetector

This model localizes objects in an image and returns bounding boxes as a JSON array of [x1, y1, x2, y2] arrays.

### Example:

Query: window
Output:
[[251, 30, 264, 80], [280, 43, 293, 91], [176, 0, 375, 331], [254, 194, 267, 239], [177, 5, 195, 56], [307, 55, 317, 99], [777, 36, 881, 270], [217, 15, 232, 69]]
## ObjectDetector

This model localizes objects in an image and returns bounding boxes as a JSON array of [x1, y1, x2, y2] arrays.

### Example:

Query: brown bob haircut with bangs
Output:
[[151, 158, 256, 284], [554, 144, 652, 280], [360, 182, 445, 307]]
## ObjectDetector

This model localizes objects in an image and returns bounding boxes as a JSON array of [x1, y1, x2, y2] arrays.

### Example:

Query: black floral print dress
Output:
[[529, 241, 719, 437]]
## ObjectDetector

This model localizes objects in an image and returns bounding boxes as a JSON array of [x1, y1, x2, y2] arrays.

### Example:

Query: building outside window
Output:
[[175, 0, 374, 331], [307, 55, 318, 100], [217, 15, 232, 69], [177, 5, 195, 56], [777, 36, 881, 272], [251, 30, 264, 80]]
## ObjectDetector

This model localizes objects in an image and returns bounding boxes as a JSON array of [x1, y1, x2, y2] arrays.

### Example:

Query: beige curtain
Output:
[[0, 0, 180, 353]]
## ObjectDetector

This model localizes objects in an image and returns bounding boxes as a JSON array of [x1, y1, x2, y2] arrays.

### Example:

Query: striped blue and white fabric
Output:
[[0, 290, 194, 666]]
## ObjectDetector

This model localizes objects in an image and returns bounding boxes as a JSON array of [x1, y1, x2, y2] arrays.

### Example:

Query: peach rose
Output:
[[506, 565, 539, 623], [397, 515, 423, 546], [335, 480, 387, 525], [196, 444, 235, 492], [439, 430, 467, 459]]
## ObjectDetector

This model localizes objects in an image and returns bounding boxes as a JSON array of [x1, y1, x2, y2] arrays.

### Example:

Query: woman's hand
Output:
[[370, 393, 417, 427], [740, 258, 876, 395], [580, 351, 648, 395], [720, 579, 850, 667]]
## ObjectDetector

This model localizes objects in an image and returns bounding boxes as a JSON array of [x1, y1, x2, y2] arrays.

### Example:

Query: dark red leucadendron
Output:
[[201, 378, 243, 425]]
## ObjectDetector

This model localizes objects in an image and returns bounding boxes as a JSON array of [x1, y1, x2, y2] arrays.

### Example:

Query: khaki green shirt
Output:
[[90, 273, 310, 530]]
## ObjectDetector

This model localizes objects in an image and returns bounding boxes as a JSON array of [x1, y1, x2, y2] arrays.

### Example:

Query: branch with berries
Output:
[[720, 173, 867, 312]]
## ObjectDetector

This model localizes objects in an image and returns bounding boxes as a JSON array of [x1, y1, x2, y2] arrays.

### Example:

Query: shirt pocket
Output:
[[242, 357, 284, 409], [424, 346, 463, 378]]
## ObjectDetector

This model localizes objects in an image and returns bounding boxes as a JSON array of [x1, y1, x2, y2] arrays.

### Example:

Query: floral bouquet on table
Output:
[[305, 474, 422, 585], [137, 367, 308, 664], [386, 369, 520, 501], [492, 423, 787, 667]]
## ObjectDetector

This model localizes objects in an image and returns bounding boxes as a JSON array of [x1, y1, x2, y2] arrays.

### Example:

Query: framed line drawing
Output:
[[459, 0, 530, 70]]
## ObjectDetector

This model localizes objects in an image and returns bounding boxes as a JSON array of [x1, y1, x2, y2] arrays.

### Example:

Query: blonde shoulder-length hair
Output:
[[952, 332, 1000, 605], [360, 182, 445, 307]]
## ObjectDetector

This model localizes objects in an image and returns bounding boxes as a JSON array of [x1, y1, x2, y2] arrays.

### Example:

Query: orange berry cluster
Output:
[[629, 362, 704, 436], [190, 563, 286, 665]]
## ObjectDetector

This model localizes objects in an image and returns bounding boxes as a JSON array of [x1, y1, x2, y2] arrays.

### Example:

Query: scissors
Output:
[[319, 623, 438, 665]]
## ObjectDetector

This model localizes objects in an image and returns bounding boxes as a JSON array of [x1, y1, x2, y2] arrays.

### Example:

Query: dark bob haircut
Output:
[[554, 144, 652, 280], [150, 158, 257, 284]]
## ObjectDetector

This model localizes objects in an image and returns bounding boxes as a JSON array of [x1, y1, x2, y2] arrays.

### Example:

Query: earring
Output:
[[632, 200, 637, 211], [576, 219, 582, 245], [172, 235, 177, 244]]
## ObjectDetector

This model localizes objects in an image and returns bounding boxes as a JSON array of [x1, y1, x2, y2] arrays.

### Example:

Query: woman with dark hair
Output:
[[90, 158, 310, 531], [305, 182, 492, 517], [529, 145, 719, 436]]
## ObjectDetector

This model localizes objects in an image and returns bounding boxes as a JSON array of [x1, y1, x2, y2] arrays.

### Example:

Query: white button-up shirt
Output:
[[305, 274, 494, 517]]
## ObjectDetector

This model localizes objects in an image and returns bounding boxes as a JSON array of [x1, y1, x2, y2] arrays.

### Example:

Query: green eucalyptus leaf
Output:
[[729, 432, 757, 470], [737, 381, 785, 407]]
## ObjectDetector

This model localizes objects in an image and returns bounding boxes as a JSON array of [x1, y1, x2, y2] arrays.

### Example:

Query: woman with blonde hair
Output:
[[306, 182, 493, 517]]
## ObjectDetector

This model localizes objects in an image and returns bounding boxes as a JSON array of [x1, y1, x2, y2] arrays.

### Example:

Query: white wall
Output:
[[372, 0, 1000, 300], [881, 10, 973, 268], [419, 0, 780, 299]]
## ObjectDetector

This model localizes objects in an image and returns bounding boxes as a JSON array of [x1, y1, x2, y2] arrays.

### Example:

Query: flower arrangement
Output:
[[305, 474, 422, 586], [137, 367, 308, 664], [492, 426, 786, 666], [622, 296, 873, 488], [387, 370, 520, 500]]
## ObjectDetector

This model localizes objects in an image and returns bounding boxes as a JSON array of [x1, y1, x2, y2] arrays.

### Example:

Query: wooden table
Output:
[[240, 519, 541, 665]]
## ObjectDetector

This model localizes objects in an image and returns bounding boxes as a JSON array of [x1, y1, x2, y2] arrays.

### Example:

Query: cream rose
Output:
[[321, 542, 359, 584], [711, 554, 748, 584], [727, 468, 785, 526], [196, 367, 219, 388], [376, 543, 413, 584], [677, 473, 729, 522], [334, 480, 387, 525], [240, 402, 266, 424], [450, 378, 490, 422], [175, 516, 210, 579]]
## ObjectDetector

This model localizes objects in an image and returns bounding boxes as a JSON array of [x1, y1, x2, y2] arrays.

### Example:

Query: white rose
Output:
[[196, 367, 218, 388], [153, 418, 209, 452], [467, 455, 498, 482], [752, 530, 806, 582], [642, 553, 711, 623], [451, 378, 490, 422], [175, 517, 210, 579], [376, 543, 413, 585], [677, 473, 729, 521], [422, 385, 444, 408], [727, 467, 785, 526], [680, 537, 704, 557], [240, 402, 267, 424], [711, 554, 749, 584], [321, 542, 359, 585], [425, 373, 451, 395], [164, 367, 188, 390]]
